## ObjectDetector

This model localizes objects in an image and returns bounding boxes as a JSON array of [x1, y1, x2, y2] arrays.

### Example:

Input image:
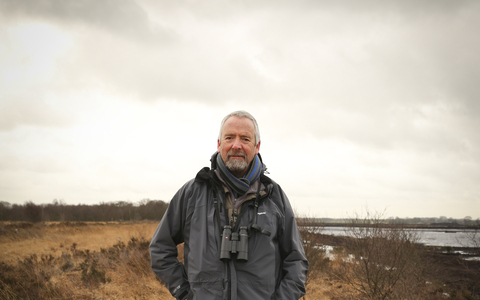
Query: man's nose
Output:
[[232, 138, 242, 149]]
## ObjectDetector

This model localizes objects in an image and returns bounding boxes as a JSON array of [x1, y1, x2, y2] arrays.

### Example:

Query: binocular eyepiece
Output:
[[220, 226, 248, 261]]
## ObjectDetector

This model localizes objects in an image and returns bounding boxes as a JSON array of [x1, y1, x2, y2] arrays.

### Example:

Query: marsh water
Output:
[[320, 226, 476, 248]]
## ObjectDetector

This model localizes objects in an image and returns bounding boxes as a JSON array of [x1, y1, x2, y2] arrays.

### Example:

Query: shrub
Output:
[[0, 255, 68, 299], [80, 257, 108, 287], [332, 210, 432, 300]]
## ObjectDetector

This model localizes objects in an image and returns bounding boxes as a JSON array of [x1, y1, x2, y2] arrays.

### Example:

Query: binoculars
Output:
[[220, 226, 248, 261]]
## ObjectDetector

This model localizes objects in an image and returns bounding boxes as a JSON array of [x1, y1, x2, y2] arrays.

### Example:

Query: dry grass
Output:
[[0, 221, 174, 300], [0, 221, 158, 264]]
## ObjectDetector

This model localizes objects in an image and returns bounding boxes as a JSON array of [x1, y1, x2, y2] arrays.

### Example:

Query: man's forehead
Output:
[[222, 117, 255, 134]]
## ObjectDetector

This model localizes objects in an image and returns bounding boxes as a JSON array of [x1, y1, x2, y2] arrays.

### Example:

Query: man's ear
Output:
[[217, 139, 221, 152], [255, 141, 261, 155]]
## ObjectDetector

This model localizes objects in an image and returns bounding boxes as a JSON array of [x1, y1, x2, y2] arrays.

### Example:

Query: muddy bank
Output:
[[318, 233, 480, 298], [425, 246, 480, 298]]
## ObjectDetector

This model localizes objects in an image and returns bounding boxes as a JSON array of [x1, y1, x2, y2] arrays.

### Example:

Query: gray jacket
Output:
[[149, 163, 308, 300]]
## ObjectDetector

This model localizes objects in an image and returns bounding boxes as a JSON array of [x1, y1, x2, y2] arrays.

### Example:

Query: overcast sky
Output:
[[1, 0, 479, 219]]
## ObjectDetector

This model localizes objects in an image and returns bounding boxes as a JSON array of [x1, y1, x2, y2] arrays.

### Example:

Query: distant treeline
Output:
[[295, 216, 479, 228], [0, 199, 168, 223]]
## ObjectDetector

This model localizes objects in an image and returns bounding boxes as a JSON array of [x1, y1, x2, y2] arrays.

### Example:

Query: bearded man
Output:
[[150, 110, 308, 300]]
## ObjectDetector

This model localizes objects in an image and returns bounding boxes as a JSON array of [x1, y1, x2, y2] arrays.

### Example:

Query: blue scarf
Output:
[[216, 153, 262, 196]]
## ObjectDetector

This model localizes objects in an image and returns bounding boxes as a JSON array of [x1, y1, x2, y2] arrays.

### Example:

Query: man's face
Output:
[[217, 116, 260, 178]]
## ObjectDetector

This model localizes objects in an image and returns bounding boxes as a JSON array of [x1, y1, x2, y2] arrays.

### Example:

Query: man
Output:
[[150, 111, 308, 300]]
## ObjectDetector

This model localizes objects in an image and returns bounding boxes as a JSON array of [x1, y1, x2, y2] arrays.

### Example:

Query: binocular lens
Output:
[[220, 226, 248, 262]]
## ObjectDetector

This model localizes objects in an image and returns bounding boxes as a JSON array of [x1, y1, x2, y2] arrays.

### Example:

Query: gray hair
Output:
[[218, 110, 261, 146]]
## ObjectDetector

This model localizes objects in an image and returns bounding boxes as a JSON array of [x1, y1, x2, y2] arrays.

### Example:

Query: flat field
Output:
[[1, 221, 158, 264], [0, 221, 175, 299]]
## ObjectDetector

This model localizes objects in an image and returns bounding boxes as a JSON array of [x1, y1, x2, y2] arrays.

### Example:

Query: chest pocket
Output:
[[251, 199, 284, 239]]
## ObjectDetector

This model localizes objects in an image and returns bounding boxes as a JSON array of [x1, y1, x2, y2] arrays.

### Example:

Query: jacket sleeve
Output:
[[275, 186, 309, 300], [150, 181, 193, 300]]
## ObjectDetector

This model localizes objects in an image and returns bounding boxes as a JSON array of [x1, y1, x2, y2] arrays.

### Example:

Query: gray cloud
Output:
[[84, 1, 480, 109], [0, 97, 74, 131], [4, 0, 476, 111], [0, 0, 174, 44]]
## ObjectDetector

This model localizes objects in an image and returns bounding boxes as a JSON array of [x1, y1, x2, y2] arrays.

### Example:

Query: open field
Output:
[[1, 221, 479, 299], [1, 221, 174, 299], [0, 221, 158, 264]]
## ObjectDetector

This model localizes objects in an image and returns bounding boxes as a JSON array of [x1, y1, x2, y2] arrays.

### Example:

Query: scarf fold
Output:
[[215, 152, 262, 196]]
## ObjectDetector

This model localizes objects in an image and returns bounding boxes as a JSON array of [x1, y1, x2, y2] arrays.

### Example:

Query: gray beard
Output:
[[225, 158, 248, 174]]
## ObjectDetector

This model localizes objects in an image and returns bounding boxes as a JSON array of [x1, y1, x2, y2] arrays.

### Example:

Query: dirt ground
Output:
[[428, 247, 480, 298]]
